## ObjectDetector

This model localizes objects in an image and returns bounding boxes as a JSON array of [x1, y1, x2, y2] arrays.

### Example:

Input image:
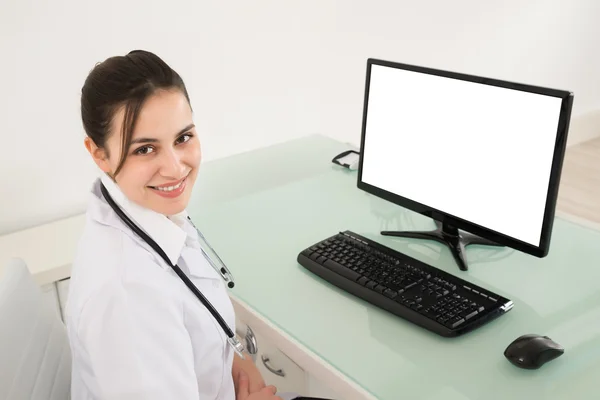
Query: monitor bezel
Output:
[[357, 58, 574, 258]]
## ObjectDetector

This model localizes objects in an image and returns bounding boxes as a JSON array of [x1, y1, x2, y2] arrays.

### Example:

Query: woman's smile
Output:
[[148, 175, 188, 198]]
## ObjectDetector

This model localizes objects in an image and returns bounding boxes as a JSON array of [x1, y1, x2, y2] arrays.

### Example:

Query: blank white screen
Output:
[[361, 64, 563, 247]]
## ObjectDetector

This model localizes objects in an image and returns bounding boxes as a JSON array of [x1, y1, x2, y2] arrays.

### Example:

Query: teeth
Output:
[[154, 180, 183, 192]]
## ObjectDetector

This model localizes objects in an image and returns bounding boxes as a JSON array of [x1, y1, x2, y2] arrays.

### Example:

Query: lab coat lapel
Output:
[[180, 245, 223, 281]]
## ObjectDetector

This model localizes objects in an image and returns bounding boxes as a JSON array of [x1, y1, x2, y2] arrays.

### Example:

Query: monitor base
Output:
[[381, 221, 503, 271]]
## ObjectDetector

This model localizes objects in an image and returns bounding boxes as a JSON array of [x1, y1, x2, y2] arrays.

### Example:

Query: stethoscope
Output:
[[99, 182, 246, 359]]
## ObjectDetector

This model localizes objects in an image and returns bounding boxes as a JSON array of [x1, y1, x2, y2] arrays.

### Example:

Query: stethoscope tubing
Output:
[[100, 183, 235, 339]]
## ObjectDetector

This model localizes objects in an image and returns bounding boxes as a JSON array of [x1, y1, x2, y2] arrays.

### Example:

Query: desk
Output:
[[189, 134, 600, 400], [1, 134, 599, 399]]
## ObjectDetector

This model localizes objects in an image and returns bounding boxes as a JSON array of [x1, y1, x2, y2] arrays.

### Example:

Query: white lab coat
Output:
[[65, 174, 236, 400]]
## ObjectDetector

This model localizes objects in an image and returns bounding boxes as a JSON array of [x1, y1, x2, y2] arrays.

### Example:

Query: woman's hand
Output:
[[232, 352, 268, 394], [236, 370, 282, 400]]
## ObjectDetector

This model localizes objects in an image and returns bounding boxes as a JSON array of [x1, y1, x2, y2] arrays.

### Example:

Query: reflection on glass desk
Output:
[[188, 134, 600, 400]]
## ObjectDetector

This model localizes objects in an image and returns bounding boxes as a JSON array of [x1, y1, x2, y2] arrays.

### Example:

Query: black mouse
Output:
[[504, 334, 564, 369]]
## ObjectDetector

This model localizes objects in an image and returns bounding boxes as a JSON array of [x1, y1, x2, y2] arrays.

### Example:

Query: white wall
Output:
[[1, 0, 599, 235]]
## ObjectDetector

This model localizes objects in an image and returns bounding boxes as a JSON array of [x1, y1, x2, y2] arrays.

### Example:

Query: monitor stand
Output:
[[381, 221, 503, 271]]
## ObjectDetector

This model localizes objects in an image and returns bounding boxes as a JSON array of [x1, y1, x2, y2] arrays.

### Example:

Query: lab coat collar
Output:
[[93, 174, 187, 266], [167, 211, 205, 250]]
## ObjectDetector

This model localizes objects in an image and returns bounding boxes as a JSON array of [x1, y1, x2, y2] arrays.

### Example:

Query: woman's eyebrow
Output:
[[130, 124, 195, 145]]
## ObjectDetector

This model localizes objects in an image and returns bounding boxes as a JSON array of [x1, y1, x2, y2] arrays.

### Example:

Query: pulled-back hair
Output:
[[80, 50, 190, 176]]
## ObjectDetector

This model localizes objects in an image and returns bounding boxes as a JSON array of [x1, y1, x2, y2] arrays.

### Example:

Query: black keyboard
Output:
[[297, 231, 513, 337]]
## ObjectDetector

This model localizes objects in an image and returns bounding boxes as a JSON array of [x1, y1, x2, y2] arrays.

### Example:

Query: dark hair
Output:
[[81, 50, 191, 176]]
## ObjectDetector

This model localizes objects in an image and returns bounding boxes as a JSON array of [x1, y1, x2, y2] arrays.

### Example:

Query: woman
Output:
[[65, 50, 282, 400]]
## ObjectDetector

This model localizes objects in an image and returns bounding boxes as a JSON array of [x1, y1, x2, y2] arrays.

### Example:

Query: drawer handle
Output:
[[261, 355, 285, 377]]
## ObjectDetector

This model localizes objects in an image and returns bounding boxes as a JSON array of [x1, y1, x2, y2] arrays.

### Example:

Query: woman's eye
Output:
[[176, 133, 193, 144], [134, 146, 154, 155]]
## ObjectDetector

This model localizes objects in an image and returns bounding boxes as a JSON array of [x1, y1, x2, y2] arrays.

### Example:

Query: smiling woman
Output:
[[66, 50, 281, 400], [81, 51, 200, 216]]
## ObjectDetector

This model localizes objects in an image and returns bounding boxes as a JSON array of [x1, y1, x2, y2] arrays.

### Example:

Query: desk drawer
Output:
[[255, 330, 307, 394], [235, 316, 307, 395]]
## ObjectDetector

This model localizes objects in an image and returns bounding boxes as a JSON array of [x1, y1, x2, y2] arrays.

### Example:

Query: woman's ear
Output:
[[84, 137, 112, 173]]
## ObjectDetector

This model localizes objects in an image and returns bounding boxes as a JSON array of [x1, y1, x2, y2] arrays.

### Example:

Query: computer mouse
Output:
[[504, 334, 564, 369]]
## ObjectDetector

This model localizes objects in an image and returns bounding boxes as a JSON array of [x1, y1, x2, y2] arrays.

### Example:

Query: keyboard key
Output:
[[420, 308, 440, 319], [366, 281, 377, 289], [383, 289, 398, 299], [448, 317, 465, 328], [357, 276, 369, 286], [324, 259, 360, 281], [375, 284, 386, 294], [386, 282, 404, 292], [462, 310, 478, 320]]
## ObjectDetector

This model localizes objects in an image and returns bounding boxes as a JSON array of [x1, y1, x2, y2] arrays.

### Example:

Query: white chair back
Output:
[[0, 258, 71, 400]]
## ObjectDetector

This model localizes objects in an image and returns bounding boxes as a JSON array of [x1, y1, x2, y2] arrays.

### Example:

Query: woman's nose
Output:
[[160, 149, 186, 178]]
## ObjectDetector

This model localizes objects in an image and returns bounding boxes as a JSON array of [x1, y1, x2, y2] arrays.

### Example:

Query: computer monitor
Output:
[[357, 58, 574, 271]]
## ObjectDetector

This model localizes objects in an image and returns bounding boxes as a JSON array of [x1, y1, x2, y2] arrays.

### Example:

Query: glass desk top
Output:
[[189, 134, 600, 400]]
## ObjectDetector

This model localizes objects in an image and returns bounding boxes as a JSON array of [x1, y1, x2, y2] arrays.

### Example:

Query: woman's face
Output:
[[87, 89, 201, 216]]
